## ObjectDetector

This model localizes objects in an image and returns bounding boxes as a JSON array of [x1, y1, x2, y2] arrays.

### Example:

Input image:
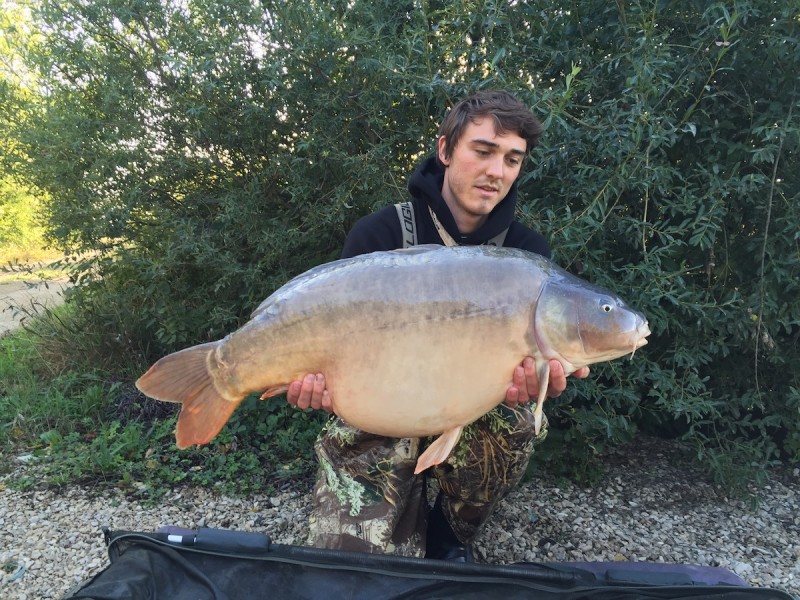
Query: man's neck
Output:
[[441, 193, 486, 234]]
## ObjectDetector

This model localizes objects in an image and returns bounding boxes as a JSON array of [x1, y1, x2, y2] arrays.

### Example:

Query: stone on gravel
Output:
[[0, 436, 797, 599]]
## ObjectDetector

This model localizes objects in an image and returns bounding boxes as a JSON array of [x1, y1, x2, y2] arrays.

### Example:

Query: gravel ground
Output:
[[1, 436, 798, 599]]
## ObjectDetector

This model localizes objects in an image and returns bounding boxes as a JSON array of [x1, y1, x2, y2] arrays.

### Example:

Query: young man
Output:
[[288, 90, 588, 561]]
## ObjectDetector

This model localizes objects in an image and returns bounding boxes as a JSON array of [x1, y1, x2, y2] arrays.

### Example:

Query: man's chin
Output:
[[467, 198, 501, 215]]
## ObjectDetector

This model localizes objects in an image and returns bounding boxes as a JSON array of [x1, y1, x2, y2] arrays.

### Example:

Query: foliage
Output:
[[1, 0, 798, 490], [13, 401, 325, 498], [0, 1, 50, 260], [1, 325, 324, 497], [0, 328, 111, 445], [519, 0, 799, 490], [0, 175, 47, 257]]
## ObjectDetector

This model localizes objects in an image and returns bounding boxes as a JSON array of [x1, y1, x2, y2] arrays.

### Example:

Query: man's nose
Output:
[[485, 155, 504, 179]]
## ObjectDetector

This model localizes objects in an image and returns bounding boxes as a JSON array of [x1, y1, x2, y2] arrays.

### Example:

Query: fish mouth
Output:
[[629, 321, 651, 358]]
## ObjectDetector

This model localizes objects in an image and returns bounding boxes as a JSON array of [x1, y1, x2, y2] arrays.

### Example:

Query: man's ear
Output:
[[437, 135, 450, 166]]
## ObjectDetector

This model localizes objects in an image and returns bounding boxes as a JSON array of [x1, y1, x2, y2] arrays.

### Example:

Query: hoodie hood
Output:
[[407, 155, 519, 245]]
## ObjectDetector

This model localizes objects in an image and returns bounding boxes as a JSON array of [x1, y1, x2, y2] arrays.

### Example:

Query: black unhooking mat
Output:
[[63, 528, 794, 600]]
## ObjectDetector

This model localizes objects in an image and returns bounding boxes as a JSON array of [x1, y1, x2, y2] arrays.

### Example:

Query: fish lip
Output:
[[629, 322, 651, 357]]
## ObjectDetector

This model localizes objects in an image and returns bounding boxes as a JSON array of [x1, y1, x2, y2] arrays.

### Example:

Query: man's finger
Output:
[[522, 357, 537, 397], [286, 380, 302, 406], [321, 390, 333, 413], [296, 374, 315, 410], [546, 359, 567, 398], [573, 366, 591, 379], [513, 365, 527, 393], [504, 386, 520, 409], [310, 374, 326, 409]]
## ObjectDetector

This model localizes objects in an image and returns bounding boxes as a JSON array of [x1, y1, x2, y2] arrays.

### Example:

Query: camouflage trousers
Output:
[[307, 403, 548, 557]]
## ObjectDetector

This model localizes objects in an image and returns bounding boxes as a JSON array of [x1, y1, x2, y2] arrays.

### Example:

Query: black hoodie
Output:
[[341, 155, 551, 259]]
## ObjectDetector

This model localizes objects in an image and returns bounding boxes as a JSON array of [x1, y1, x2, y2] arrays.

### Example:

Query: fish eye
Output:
[[601, 303, 613, 313]]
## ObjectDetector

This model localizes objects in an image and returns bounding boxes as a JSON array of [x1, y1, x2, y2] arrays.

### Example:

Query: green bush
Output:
[[2, 0, 798, 488], [0, 176, 47, 258]]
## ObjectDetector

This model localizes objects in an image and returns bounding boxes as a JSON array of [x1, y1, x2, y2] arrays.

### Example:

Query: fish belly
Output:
[[327, 312, 531, 437]]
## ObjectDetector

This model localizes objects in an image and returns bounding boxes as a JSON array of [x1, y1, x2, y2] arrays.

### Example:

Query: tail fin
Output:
[[136, 342, 239, 448]]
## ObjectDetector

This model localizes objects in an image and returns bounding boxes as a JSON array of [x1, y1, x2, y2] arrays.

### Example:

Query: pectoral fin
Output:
[[260, 385, 289, 400], [414, 426, 464, 475], [533, 359, 551, 436]]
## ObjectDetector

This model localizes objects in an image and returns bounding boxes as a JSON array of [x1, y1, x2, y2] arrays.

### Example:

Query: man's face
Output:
[[438, 117, 526, 234]]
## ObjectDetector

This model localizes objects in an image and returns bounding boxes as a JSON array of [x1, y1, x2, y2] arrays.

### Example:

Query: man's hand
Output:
[[504, 358, 590, 409], [286, 373, 333, 412]]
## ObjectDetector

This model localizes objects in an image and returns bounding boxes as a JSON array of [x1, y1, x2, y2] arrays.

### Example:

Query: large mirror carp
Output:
[[136, 245, 650, 473]]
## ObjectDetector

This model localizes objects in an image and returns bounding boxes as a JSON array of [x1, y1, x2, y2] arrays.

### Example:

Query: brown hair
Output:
[[437, 90, 543, 163]]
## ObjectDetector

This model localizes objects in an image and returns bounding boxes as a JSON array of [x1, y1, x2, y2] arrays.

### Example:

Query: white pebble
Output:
[[0, 436, 796, 599]]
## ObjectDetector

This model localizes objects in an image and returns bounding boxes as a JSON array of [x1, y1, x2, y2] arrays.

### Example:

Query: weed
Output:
[[0, 256, 69, 284], [1, 321, 324, 498]]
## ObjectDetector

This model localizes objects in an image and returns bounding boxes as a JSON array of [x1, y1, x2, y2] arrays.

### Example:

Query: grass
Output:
[[0, 251, 70, 284], [0, 302, 324, 500], [0, 336, 108, 442], [0, 245, 64, 265]]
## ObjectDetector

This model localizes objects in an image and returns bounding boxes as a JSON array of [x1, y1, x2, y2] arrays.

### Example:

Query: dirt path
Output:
[[0, 278, 70, 334]]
